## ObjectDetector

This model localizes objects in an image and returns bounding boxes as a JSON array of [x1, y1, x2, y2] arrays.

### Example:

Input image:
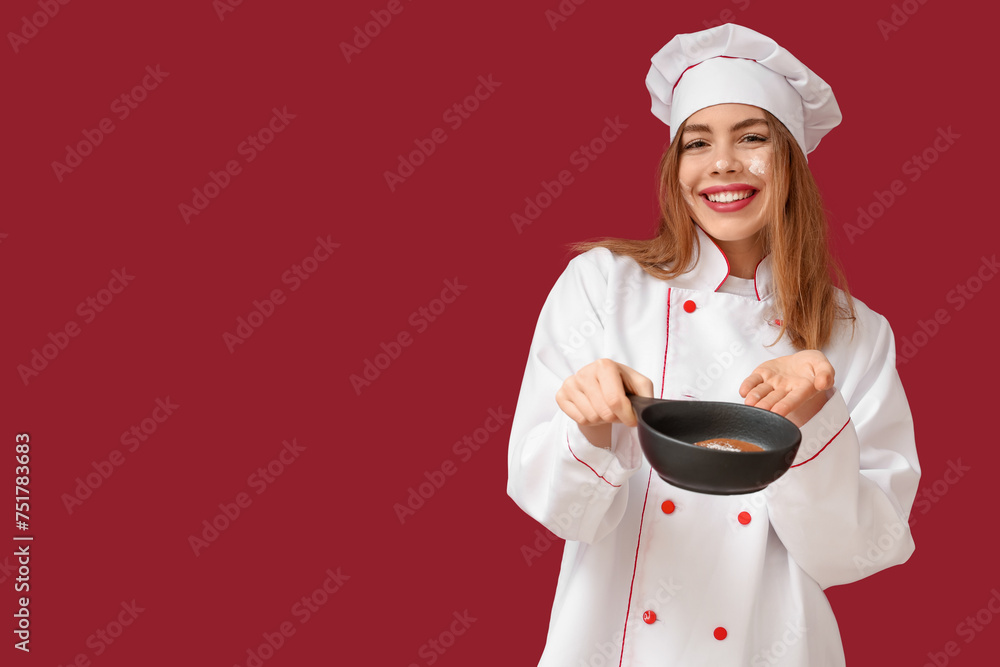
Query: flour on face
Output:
[[749, 156, 768, 178]]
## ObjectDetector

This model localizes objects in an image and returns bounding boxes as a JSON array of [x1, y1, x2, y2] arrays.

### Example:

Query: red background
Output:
[[2, 0, 994, 665]]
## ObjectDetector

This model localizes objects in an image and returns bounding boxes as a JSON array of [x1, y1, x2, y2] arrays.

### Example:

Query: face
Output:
[[676, 103, 773, 251]]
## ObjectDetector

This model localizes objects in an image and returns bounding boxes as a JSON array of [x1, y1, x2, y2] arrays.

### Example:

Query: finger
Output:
[[743, 383, 773, 407], [769, 385, 813, 417], [620, 366, 655, 398], [595, 364, 636, 426], [753, 387, 790, 412], [580, 389, 617, 426], [618, 368, 653, 427], [571, 365, 625, 426], [813, 365, 835, 391], [798, 352, 833, 388], [560, 385, 606, 425], [556, 387, 589, 424], [557, 396, 589, 425], [739, 373, 764, 398], [586, 389, 624, 426]]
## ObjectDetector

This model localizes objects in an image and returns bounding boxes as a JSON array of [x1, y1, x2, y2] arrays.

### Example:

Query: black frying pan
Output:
[[627, 394, 801, 495]]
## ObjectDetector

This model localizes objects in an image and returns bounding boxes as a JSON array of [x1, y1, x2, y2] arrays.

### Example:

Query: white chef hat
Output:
[[645, 23, 841, 160]]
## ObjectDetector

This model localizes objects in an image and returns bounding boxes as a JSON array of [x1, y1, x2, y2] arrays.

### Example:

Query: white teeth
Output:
[[705, 190, 754, 203]]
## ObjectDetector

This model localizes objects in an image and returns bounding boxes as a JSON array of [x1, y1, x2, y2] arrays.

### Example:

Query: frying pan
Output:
[[627, 393, 801, 495]]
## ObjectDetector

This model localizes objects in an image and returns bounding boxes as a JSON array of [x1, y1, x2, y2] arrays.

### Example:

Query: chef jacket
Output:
[[507, 225, 920, 666]]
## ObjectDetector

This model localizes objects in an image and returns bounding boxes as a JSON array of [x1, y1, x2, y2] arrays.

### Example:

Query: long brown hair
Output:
[[570, 109, 855, 350]]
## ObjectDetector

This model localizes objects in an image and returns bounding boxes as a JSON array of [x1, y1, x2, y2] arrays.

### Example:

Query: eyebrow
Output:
[[682, 118, 767, 136]]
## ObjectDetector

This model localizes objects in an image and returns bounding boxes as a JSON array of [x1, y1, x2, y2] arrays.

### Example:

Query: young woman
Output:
[[507, 24, 920, 666]]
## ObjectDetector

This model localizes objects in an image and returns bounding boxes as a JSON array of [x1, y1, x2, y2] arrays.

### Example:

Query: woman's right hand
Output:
[[556, 359, 654, 448]]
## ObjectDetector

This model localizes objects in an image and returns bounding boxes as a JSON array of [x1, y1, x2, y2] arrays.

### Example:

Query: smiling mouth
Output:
[[703, 189, 757, 203]]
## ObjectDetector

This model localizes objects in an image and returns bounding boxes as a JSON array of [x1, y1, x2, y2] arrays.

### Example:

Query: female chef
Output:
[[507, 23, 920, 666]]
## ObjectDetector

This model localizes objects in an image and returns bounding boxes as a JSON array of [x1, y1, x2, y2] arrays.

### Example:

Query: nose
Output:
[[710, 145, 743, 175]]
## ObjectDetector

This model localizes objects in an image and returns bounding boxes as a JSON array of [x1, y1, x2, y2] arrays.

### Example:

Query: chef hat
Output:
[[645, 23, 841, 159]]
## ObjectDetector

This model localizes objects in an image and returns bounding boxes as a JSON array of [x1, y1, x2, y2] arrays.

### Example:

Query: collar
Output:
[[663, 224, 774, 301]]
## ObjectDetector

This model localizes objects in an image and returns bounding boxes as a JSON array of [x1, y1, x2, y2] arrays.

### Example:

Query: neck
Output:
[[712, 233, 765, 279]]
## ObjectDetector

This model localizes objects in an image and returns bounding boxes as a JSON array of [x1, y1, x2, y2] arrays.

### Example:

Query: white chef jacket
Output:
[[507, 225, 920, 666]]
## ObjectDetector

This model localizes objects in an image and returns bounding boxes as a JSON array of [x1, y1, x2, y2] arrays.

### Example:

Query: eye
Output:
[[742, 133, 768, 144], [682, 139, 708, 151]]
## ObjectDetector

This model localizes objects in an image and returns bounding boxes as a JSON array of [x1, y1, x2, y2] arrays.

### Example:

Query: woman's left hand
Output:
[[739, 350, 835, 427]]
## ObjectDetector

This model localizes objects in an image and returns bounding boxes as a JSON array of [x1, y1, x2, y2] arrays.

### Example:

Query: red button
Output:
[[738, 511, 751, 525], [683, 300, 696, 313], [643, 610, 656, 624], [661, 500, 675, 514], [714, 627, 727, 640]]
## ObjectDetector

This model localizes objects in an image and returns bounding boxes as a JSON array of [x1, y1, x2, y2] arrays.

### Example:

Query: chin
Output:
[[697, 222, 766, 243]]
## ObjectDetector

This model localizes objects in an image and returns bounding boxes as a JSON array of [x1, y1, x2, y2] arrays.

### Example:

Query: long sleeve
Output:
[[764, 311, 921, 589], [506, 249, 644, 544]]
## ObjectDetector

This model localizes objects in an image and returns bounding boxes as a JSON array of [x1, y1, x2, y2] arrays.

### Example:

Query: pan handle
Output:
[[625, 392, 673, 413]]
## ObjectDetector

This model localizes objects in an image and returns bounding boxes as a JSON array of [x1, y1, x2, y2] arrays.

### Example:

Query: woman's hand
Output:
[[556, 359, 654, 449], [739, 350, 835, 427]]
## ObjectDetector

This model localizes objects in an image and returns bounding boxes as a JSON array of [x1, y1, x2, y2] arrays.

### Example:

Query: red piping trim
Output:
[[790, 418, 850, 468], [705, 240, 729, 292], [618, 468, 653, 666], [700, 231, 731, 292], [659, 287, 672, 394], [670, 55, 759, 96], [618, 289, 673, 665], [752, 253, 769, 302], [566, 435, 621, 487]]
